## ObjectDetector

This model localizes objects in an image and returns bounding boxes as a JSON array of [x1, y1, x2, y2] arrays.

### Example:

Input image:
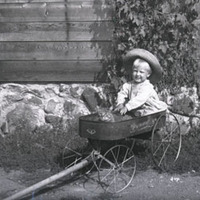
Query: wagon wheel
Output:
[[151, 111, 182, 171], [98, 144, 136, 193], [62, 138, 94, 176]]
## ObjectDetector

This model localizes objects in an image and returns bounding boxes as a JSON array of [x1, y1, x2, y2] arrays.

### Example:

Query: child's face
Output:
[[132, 63, 151, 83]]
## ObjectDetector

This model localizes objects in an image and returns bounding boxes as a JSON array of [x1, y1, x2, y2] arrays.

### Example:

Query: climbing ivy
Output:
[[109, 0, 200, 92]]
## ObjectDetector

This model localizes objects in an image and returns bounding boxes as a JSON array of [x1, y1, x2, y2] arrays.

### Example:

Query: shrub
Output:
[[108, 0, 200, 93]]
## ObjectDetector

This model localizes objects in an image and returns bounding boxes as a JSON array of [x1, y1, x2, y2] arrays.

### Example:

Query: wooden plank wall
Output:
[[0, 0, 114, 82]]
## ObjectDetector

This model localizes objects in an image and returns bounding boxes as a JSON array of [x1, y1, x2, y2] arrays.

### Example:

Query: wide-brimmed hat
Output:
[[123, 48, 163, 84]]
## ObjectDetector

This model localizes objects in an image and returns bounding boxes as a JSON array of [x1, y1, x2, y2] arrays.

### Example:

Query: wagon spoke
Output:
[[121, 148, 129, 167], [153, 142, 163, 156], [158, 144, 170, 167], [110, 171, 119, 192], [121, 154, 135, 167], [111, 146, 120, 165], [171, 125, 179, 134], [116, 146, 121, 161], [100, 168, 115, 182], [101, 170, 118, 191], [121, 172, 131, 180], [113, 171, 119, 192], [168, 140, 182, 161], [98, 145, 136, 193]]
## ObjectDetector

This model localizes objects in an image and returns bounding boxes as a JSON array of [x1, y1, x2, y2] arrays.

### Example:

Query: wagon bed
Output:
[[79, 110, 166, 140]]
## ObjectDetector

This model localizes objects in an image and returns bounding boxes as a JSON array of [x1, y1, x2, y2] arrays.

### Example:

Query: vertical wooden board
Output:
[[0, 41, 113, 60], [0, 21, 114, 41]]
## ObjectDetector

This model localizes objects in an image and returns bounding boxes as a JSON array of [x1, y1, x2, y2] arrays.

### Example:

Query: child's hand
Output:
[[119, 106, 128, 115], [114, 104, 124, 112], [114, 104, 128, 115]]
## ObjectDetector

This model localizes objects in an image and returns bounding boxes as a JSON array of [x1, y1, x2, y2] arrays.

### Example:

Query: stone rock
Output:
[[45, 99, 58, 114], [2, 83, 27, 93], [45, 115, 62, 126], [172, 95, 194, 115], [45, 84, 60, 97], [81, 87, 101, 112], [6, 103, 45, 134], [63, 100, 76, 114], [1, 122, 9, 136], [26, 96, 43, 106], [173, 114, 191, 135]]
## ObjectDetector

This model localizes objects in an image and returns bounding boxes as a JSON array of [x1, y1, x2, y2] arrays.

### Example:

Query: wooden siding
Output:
[[0, 0, 114, 82], [0, 2, 113, 22], [0, 42, 112, 60], [0, 22, 114, 41], [0, 60, 102, 82]]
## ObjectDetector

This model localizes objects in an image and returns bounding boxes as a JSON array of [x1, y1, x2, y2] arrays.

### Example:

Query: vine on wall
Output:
[[109, 0, 200, 94]]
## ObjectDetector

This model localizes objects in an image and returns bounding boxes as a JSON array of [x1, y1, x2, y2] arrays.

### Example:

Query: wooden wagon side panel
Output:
[[0, 0, 114, 82]]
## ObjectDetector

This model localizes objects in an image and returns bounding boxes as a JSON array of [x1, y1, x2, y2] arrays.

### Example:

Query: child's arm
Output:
[[116, 83, 130, 106], [114, 83, 130, 115]]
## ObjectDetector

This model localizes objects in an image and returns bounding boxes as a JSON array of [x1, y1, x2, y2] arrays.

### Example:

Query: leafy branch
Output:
[[109, 0, 200, 94]]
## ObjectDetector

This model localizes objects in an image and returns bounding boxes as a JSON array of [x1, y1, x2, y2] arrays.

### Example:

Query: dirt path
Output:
[[1, 167, 200, 200]]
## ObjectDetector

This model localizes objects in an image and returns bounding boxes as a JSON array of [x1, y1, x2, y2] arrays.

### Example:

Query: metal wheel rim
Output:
[[98, 144, 136, 193], [151, 111, 182, 171]]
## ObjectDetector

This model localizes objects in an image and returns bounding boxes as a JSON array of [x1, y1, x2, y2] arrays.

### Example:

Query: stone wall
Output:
[[0, 83, 94, 171], [1, 83, 200, 137], [0, 83, 92, 137], [0, 83, 200, 171]]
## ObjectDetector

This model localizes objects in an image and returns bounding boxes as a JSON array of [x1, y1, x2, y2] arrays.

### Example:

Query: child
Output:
[[115, 49, 167, 116]]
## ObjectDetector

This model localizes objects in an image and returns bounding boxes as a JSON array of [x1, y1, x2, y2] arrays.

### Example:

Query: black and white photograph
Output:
[[0, 0, 200, 199]]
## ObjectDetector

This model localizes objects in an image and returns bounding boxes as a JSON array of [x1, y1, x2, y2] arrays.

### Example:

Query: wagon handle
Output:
[[3, 154, 95, 200], [97, 154, 116, 168]]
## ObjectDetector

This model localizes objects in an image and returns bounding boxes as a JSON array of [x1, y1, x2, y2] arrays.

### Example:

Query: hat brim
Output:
[[123, 48, 163, 84]]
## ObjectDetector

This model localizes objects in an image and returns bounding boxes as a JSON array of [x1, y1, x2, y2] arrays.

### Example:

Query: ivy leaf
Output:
[[185, 0, 193, 5], [114, 0, 198, 92], [116, 0, 125, 3], [128, 36, 136, 45], [161, 2, 171, 13], [176, 14, 187, 27], [159, 43, 168, 54], [140, 26, 146, 37], [117, 43, 126, 51], [123, 4, 129, 14], [129, 12, 133, 20], [167, 56, 174, 63], [133, 14, 143, 26]]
